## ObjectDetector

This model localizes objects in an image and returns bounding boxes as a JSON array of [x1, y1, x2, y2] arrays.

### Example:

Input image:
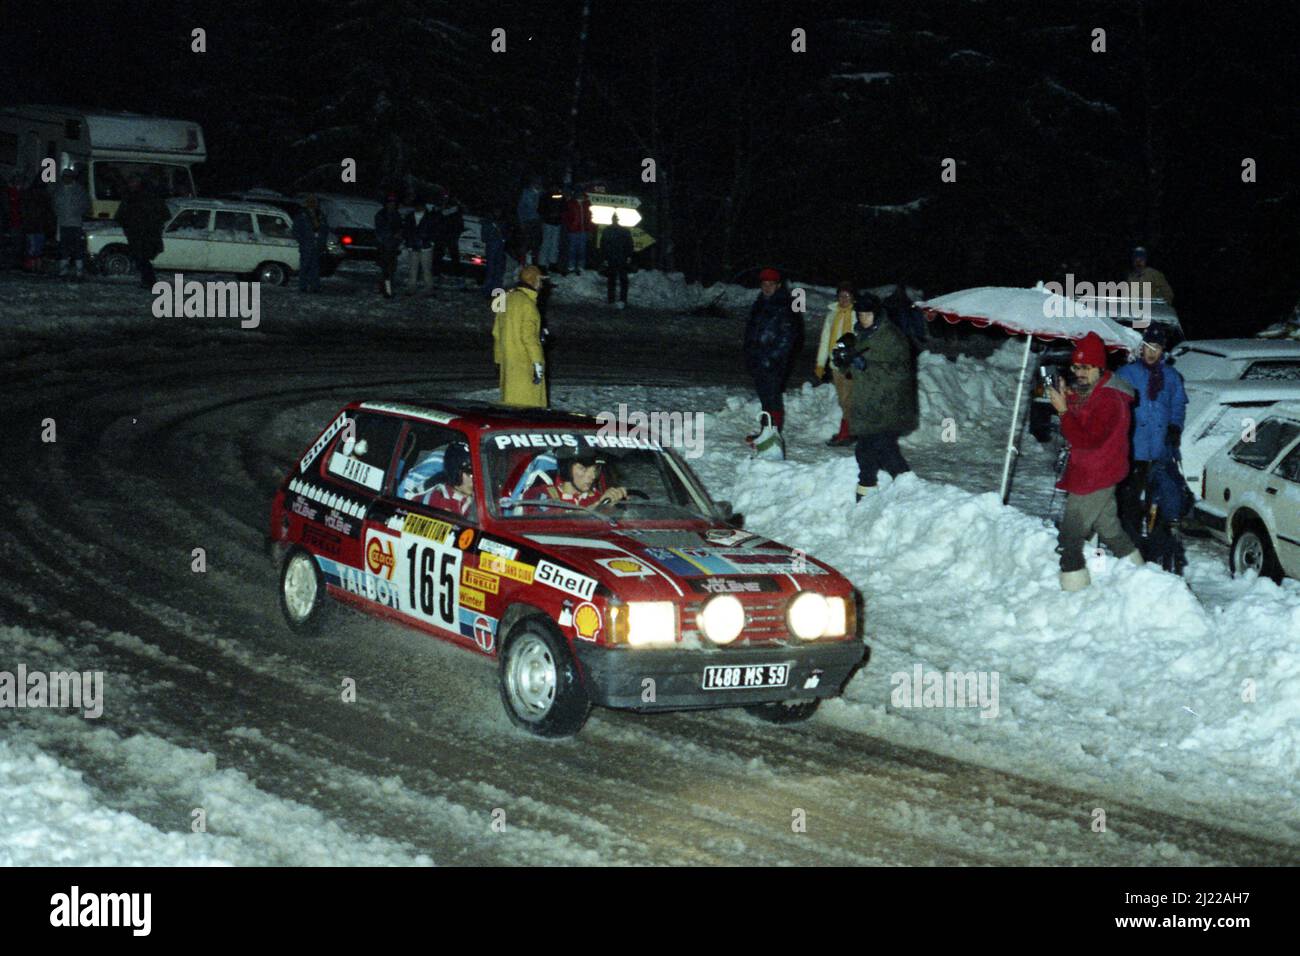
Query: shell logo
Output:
[[366, 536, 395, 579], [573, 602, 602, 641]]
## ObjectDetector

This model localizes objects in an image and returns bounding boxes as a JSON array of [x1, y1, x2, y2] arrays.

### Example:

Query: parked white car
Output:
[[1180, 381, 1300, 497], [86, 198, 339, 285], [1192, 402, 1300, 582], [1170, 338, 1300, 382]]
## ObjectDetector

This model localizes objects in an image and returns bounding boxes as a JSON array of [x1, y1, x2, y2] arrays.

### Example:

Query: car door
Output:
[[156, 207, 211, 271], [1266, 438, 1300, 577], [211, 210, 259, 274], [255, 212, 300, 270]]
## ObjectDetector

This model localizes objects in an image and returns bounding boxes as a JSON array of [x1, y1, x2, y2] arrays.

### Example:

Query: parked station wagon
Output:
[[268, 401, 867, 736]]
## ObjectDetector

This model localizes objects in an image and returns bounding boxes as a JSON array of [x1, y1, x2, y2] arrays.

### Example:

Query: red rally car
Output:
[[269, 400, 868, 736]]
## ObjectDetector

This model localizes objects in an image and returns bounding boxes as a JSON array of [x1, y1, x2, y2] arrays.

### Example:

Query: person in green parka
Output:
[[831, 291, 919, 501]]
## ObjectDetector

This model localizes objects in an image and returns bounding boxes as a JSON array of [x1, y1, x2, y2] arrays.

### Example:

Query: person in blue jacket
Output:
[[744, 267, 802, 442], [1115, 326, 1188, 538]]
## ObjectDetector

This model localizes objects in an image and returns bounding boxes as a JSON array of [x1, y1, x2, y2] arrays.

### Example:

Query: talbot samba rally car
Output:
[[269, 401, 867, 736]]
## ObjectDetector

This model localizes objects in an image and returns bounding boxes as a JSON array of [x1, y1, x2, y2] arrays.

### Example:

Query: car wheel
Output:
[[279, 547, 329, 633], [1230, 522, 1283, 583], [744, 699, 821, 724], [98, 245, 133, 277], [499, 618, 591, 737], [256, 261, 289, 286]]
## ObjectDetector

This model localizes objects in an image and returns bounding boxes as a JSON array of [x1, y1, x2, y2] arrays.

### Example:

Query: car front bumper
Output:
[[571, 639, 869, 712]]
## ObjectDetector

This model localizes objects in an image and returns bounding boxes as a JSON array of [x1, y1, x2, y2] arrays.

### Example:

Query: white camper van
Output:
[[0, 105, 207, 220]]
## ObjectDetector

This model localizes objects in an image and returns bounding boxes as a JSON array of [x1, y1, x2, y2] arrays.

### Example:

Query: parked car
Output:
[[1169, 338, 1300, 382], [1179, 381, 1300, 498], [1191, 402, 1300, 582], [268, 401, 867, 737], [86, 197, 340, 285], [221, 189, 342, 276]]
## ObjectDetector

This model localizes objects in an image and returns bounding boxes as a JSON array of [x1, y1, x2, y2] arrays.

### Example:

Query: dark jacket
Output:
[[20, 183, 55, 237], [115, 190, 171, 261], [845, 320, 919, 437], [400, 208, 434, 249], [374, 206, 403, 250], [293, 207, 331, 251], [744, 288, 800, 379], [602, 223, 634, 268], [1058, 372, 1136, 495], [433, 202, 464, 243]]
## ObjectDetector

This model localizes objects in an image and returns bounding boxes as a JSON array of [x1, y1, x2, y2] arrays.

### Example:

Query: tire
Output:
[[98, 245, 133, 277], [744, 699, 821, 724], [256, 261, 290, 286], [1230, 521, 1284, 583], [279, 547, 329, 633], [498, 617, 591, 737]]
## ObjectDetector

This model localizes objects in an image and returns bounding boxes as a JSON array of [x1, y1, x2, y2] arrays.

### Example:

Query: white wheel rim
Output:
[[284, 554, 317, 621], [1237, 534, 1263, 573], [506, 635, 557, 719], [261, 264, 282, 284]]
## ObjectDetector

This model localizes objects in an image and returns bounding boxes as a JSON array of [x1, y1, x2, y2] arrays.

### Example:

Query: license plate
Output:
[[702, 662, 791, 691]]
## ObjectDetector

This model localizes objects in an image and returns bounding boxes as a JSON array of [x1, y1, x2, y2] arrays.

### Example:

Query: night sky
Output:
[[6, 0, 1298, 335]]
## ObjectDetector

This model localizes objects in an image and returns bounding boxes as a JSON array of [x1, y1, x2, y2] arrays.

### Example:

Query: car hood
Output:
[[520, 526, 849, 601]]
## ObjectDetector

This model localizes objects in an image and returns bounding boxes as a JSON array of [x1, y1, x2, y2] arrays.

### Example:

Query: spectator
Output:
[[293, 194, 331, 294], [20, 176, 54, 273], [492, 264, 547, 408], [374, 192, 403, 299], [400, 198, 434, 295], [601, 212, 634, 309], [432, 191, 465, 287], [480, 207, 508, 298], [831, 292, 917, 500], [52, 168, 91, 280], [1126, 246, 1174, 306], [561, 189, 592, 275], [539, 186, 563, 269], [516, 177, 543, 265], [744, 267, 800, 443], [815, 281, 858, 446], [1046, 332, 1144, 591], [115, 177, 171, 289]]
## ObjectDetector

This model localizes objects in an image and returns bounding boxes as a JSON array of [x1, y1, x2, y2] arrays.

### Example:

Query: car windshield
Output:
[[482, 431, 714, 522]]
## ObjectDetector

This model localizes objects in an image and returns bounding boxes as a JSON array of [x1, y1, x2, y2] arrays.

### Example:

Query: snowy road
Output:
[[2, 271, 1296, 865]]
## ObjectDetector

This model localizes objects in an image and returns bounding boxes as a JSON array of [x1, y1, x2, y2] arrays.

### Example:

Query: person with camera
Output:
[[1046, 332, 1143, 591], [815, 280, 859, 446], [832, 291, 918, 501]]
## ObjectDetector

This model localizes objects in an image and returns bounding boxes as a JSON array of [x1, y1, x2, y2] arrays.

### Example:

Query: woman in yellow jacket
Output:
[[492, 265, 547, 407], [815, 281, 858, 446]]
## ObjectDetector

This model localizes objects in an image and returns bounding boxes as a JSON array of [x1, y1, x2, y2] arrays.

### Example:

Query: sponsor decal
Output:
[[359, 401, 457, 424], [403, 513, 455, 544], [301, 523, 343, 557], [324, 511, 353, 535], [535, 559, 598, 600], [689, 576, 780, 594], [300, 413, 348, 472], [491, 432, 662, 452], [319, 557, 402, 611], [596, 556, 656, 578], [705, 528, 757, 547], [291, 498, 318, 520], [478, 553, 535, 584], [573, 602, 602, 641], [457, 528, 476, 550], [461, 567, 500, 594], [460, 586, 486, 611], [456, 607, 498, 652], [288, 478, 367, 521], [645, 546, 827, 578], [478, 537, 519, 561], [366, 533, 396, 580], [328, 451, 386, 491]]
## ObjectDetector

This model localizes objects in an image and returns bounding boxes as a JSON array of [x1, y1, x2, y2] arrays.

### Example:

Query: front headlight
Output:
[[787, 592, 848, 640], [697, 594, 745, 645], [609, 601, 677, 646]]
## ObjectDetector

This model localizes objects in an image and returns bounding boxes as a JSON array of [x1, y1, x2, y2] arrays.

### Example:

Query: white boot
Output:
[[1126, 550, 1146, 567], [1059, 568, 1091, 591]]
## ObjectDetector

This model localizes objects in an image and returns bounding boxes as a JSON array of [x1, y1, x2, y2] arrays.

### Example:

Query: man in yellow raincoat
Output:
[[492, 265, 547, 407]]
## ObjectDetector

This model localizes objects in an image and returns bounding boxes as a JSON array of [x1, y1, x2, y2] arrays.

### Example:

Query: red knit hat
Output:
[[758, 267, 781, 282], [1070, 332, 1107, 368]]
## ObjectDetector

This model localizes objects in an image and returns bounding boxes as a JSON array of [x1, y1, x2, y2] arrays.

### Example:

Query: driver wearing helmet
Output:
[[523, 449, 628, 509], [418, 442, 476, 517]]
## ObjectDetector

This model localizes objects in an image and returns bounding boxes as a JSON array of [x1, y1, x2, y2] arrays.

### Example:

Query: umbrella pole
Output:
[[999, 334, 1034, 504]]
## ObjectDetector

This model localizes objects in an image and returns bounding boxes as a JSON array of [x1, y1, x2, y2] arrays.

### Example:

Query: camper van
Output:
[[0, 105, 207, 220]]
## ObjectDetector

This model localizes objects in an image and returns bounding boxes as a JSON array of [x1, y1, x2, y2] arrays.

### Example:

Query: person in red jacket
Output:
[[1047, 332, 1144, 591]]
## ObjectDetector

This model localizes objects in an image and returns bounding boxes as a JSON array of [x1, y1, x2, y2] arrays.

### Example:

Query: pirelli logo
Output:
[[461, 567, 500, 594], [403, 514, 455, 543], [460, 587, 486, 611], [478, 554, 535, 584]]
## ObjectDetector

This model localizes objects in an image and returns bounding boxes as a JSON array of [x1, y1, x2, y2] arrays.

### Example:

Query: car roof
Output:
[[1185, 380, 1300, 404], [1264, 401, 1300, 422], [1172, 338, 1300, 359], [168, 197, 292, 217], [355, 400, 603, 430]]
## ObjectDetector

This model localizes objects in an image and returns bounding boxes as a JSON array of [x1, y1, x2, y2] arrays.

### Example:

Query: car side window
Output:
[[322, 413, 404, 494], [213, 211, 255, 240], [166, 209, 210, 233], [257, 214, 292, 239], [394, 424, 471, 509], [1275, 442, 1300, 483], [1242, 360, 1300, 382], [1229, 419, 1300, 470]]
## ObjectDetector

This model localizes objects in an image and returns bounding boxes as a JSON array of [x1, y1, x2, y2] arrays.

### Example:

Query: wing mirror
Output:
[[715, 500, 744, 529]]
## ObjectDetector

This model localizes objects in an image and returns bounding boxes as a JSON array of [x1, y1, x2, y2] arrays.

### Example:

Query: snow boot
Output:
[[855, 484, 871, 503], [1059, 568, 1091, 591], [1125, 550, 1146, 567], [826, 419, 852, 447]]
